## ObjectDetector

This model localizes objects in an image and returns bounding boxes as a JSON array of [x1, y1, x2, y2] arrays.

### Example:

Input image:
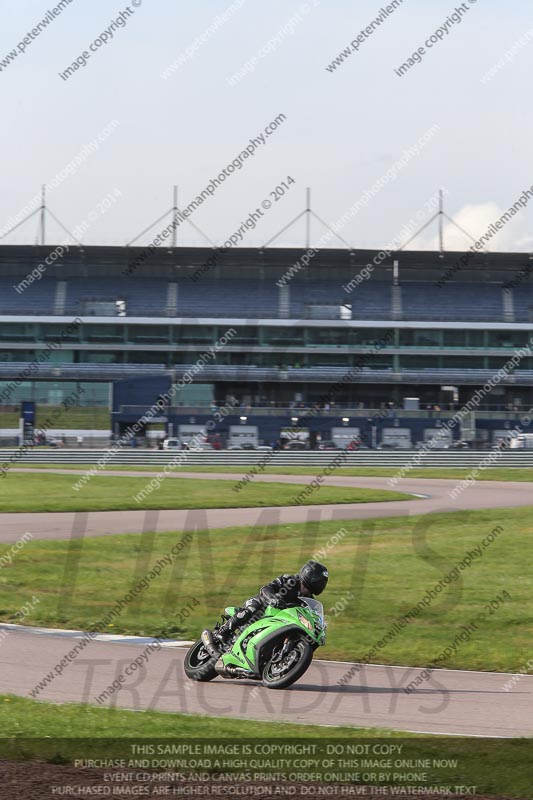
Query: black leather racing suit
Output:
[[216, 574, 308, 640]]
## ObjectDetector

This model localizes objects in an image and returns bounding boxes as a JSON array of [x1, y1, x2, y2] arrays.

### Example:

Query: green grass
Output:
[[0, 695, 392, 738], [0, 406, 110, 429], [0, 697, 531, 798], [1, 507, 532, 671], [0, 472, 408, 512], [9, 463, 533, 482]]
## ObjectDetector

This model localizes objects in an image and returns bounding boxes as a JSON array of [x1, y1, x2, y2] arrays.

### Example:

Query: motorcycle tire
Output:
[[261, 637, 313, 689], [184, 638, 218, 681]]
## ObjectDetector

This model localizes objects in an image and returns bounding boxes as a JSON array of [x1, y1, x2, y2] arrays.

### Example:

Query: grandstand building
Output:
[[0, 244, 532, 447]]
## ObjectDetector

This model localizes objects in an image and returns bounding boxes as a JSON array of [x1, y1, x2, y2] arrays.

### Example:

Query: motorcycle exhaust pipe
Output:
[[215, 659, 254, 679]]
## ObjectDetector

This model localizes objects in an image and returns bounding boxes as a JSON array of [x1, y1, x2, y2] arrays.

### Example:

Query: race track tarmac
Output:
[[0, 473, 530, 542], [1, 472, 531, 737], [2, 628, 532, 737]]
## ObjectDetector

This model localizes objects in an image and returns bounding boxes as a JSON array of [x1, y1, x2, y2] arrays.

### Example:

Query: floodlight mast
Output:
[[0, 183, 80, 245], [172, 185, 178, 248], [306, 187, 311, 250], [0, 184, 486, 255], [439, 188, 444, 254], [40, 184, 46, 245], [262, 187, 352, 250], [398, 187, 486, 254], [125, 185, 215, 248]]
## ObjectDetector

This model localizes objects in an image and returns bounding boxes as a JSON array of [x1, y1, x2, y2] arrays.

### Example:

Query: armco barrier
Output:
[[2, 449, 533, 468]]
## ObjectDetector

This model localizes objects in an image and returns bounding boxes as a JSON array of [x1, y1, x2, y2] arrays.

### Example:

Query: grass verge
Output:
[[0, 473, 408, 513], [8, 463, 533, 482], [0, 695, 392, 738], [0, 696, 531, 798], [1, 507, 531, 670], [0, 406, 110, 428]]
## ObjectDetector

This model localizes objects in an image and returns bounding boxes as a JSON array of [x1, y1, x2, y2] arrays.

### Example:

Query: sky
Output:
[[1, 0, 532, 252]]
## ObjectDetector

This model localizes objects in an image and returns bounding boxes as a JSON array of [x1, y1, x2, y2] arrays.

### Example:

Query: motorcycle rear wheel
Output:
[[184, 639, 218, 681], [261, 637, 313, 689]]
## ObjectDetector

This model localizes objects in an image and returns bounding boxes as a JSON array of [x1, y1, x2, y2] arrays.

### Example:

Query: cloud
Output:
[[417, 202, 529, 252]]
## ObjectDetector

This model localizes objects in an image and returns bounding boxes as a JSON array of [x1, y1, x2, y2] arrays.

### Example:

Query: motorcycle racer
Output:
[[202, 560, 328, 655]]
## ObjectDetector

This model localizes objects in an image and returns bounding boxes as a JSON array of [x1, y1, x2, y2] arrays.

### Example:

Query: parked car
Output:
[[284, 440, 309, 451], [162, 438, 180, 449], [317, 440, 339, 450]]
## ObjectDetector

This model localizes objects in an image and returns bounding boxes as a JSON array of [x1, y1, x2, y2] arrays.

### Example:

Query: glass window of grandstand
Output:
[[351, 328, 394, 345], [0, 349, 36, 362], [84, 324, 124, 343], [262, 327, 305, 346], [125, 351, 169, 365], [401, 355, 486, 369], [486, 330, 532, 349], [226, 327, 259, 345], [441, 329, 485, 348], [362, 355, 393, 368], [487, 357, 510, 371], [307, 354, 393, 368], [0, 381, 108, 407], [441, 356, 485, 369], [80, 351, 122, 364], [487, 356, 533, 371], [127, 325, 170, 344], [174, 351, 228, 365], [0, 322, 35, 342], [39, 324, 80, 343], [466, 330, 485, 347], [442, 330, 467, 347], [307, 354, 351, 366], [175, 326, 216, 345], [259, 353, 289, 367], [399, 329, 441, 347], [306, 328, 354, 346], [400, 355, 443, 369], [228, 352, 259, 365]]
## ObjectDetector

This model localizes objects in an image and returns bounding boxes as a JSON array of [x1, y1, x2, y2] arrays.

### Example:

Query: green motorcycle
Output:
[[184, 598, 326, 689]]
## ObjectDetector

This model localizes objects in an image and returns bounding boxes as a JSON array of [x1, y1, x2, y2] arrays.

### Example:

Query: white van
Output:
[[162, 437, 180, 449]]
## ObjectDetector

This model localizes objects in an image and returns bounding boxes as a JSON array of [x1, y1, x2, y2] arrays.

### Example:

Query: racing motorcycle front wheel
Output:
[[184, 639, 218, 681], [261, 636, 313, 689]]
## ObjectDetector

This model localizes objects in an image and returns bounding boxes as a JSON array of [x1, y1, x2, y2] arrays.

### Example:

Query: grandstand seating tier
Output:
[[1, 275, 532, 321]]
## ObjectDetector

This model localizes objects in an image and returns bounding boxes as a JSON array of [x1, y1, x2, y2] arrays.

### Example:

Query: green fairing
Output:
[[220, 600, 326, 673]]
